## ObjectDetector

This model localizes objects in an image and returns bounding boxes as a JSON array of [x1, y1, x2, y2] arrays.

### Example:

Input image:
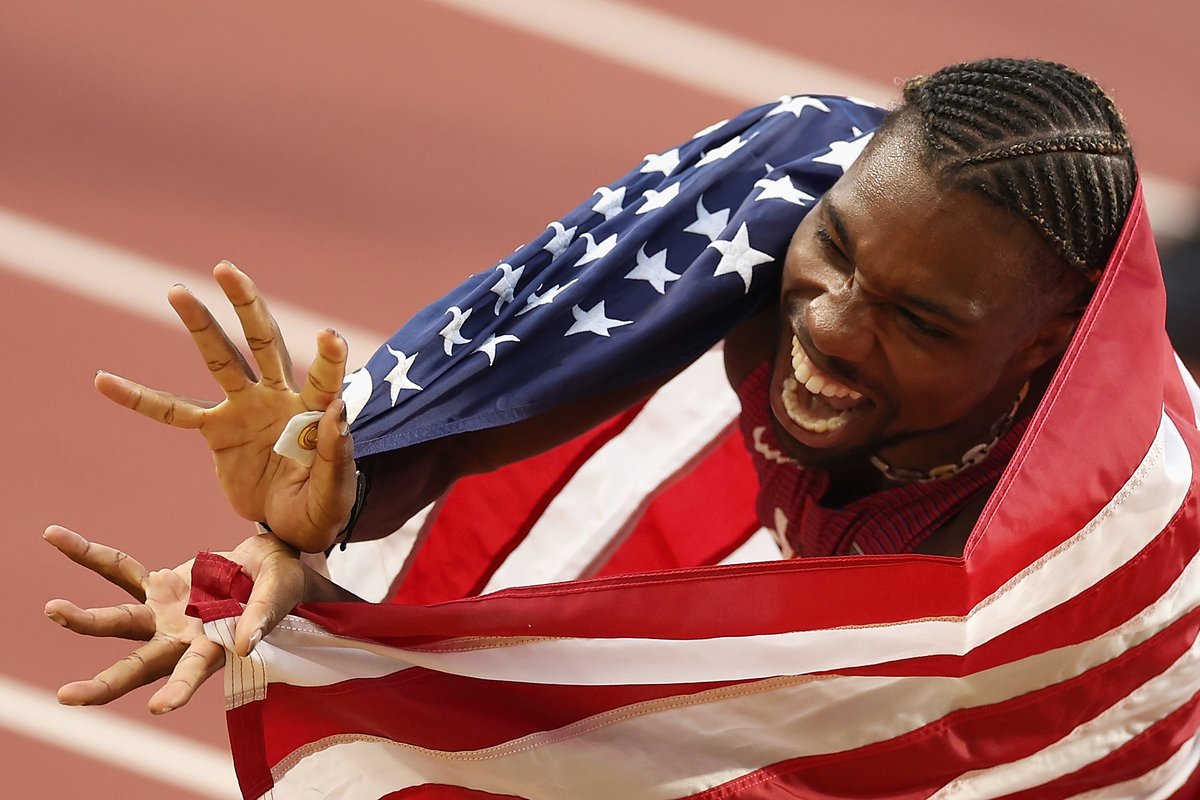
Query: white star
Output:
[[438, 305, 473, 355], [753, 175, 815, 206], [565, 301, 632, 337], [709, 222, 774, 293], [489, 262, 525, 314], [474, 333, 521, 366], [341, 368, 373, 425], [516, 279, 577, 316], [575, 232, 618, 267], [636, 182, 681, 215], [625, 244, 680, 294], [383, 346, 422, 405], [766, 94, 831, 119], [697, 136, 748, 166], [591, 186, 627, 220], [692, 118, 729, 139], [640, 147, 681, 177], [683, 195, 730, 241], [814, 129, 874, 174], [543, 221, 577, 259]]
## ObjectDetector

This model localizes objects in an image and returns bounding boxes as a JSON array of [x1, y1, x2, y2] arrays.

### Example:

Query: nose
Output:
[[805, 283, 873, 364]]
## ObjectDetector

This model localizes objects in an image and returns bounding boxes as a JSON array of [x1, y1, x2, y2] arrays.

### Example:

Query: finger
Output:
[[306, 398, 357, 547], [43, 525, 149, 601], [232, 538, 306, 656], [167, 283, 255, 396], [213, 261, 296, 391], [44, 599, 154, 641], [57, 635, 183, 706], [299, 328, 348, 411], [148, 636, 225, 715], [94, 371, 210, 430]]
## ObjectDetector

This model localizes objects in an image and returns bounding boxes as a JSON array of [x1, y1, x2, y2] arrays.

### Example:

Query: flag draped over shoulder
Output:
[[189, 95, 1200, 799]]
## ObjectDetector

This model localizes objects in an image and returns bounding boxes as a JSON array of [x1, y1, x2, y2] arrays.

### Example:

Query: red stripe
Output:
[[594, 425, 760, 576], [969, 190, 1166, 594], [690, 607, 1200, 800], [257, 670, 738, 762], [1002, 692, 1200, 798], [391, 404, 643, 604]]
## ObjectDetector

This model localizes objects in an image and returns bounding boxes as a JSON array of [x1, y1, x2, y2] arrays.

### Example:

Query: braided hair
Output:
[[892, 58, 1137, 287]]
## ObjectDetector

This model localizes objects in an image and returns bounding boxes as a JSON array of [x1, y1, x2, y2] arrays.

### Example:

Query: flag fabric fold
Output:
[[189, 96, 1200, 799]]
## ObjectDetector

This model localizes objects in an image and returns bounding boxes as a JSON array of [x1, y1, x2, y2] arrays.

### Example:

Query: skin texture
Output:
[[756, 123, 1082, 485]]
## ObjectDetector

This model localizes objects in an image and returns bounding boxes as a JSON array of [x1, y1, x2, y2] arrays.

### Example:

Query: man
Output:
[[47, 59, 1200, 796]]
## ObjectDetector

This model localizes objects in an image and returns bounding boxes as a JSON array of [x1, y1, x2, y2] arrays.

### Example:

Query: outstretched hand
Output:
[[95, 262, 355, 552], [43, 525, 358, 714]]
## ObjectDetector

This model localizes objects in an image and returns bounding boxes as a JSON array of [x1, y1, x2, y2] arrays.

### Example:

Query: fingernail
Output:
[[338, 401, 349, 436], [151, 704, 174, 716], [247, 628, 263, 653], [46, 611, 66, 626]]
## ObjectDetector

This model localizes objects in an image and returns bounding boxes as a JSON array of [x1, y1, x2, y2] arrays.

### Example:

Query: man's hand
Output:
[[94, 262, 355, 552], [43, 525, 358, 714]]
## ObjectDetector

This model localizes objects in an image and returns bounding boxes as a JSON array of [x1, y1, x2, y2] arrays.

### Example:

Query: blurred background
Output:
[[3, 1, 1197, 796]]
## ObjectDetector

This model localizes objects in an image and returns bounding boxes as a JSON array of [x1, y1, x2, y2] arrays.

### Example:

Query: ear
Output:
[[1008, 307, 1084, 374]]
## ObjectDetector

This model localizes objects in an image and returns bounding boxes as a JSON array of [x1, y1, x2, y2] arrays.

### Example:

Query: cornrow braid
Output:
[[897, 58, 1137, 278]]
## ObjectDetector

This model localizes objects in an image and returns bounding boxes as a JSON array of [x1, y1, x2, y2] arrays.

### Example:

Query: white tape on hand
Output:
[[273, 410, 325, 468]]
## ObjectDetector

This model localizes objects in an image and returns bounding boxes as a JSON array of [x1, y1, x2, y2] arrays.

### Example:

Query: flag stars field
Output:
[[684, 196, 731, 241], [565, 301, 632, 337], [383, 346, 423, 405], [754, 175, 815, 205], [710, 222, 774, 293], [490, 263, 525, 314], [814, 129, 875, 173], [544, 221, 577, 259], [439, 306, 473, 355], [592, 186, 627, 220], [625, 245, 681, 294]]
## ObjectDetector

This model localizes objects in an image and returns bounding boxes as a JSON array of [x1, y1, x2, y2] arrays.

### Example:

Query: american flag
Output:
[[189, 96, 1200, 798]]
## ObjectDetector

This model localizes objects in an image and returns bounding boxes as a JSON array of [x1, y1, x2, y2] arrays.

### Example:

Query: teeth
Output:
[[789, 336, 862, 401], [781, 376, 852, 433]]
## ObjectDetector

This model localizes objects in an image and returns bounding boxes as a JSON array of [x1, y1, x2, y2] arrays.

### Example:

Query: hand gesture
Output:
[[43, 525, 357, 713], [95, 262, 355, 552]]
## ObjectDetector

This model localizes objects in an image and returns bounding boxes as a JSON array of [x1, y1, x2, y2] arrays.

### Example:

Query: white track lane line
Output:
[[424, 0, 1197, 238], [0, 675, 239, 798], [0, 204, 386, 369]]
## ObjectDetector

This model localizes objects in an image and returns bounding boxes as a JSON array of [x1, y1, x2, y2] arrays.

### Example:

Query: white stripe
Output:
[[930, 635, 1200, 799], [325, 503, 433, 602], [256, 413, 1193, 685], [0, 204, 386, 369], [482, 349, 739, 592], [0, 675, 238, 798], [718, 527, 785, 565], [1176, 352, 1200, 427], [264, 552, 1200, 800], [1065, 733, 1200, 799], [422, 0, 1196, 239]]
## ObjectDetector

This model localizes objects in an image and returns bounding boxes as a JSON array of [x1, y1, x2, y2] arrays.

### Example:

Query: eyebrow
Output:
[[824, 199, 974, 328]]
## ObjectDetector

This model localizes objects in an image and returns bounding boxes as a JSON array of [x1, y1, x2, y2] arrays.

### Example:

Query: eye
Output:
[[815, 221, 848, 264], [897, 307, 950, 340]]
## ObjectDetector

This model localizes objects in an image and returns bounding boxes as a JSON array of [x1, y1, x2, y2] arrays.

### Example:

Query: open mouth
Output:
[[777, 336, 870, 436]]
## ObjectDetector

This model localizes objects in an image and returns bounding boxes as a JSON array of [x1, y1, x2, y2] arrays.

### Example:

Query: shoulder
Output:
[[723, 307, 778, 389]]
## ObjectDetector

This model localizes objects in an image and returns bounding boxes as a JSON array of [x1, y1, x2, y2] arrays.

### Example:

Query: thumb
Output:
[[232, 540, 305, 657], [307, 398, 356, 547]]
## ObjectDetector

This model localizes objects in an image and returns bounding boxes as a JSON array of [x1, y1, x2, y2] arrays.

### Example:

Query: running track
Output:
[[4, 2, 1197, 796]]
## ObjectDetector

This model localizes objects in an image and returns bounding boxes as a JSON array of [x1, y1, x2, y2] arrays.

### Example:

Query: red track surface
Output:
[[2, 2, 1195, 796]]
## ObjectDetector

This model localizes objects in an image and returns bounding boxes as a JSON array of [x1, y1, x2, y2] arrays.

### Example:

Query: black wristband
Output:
[[336, 463, 373, 551], [257, 462, 372, 551]]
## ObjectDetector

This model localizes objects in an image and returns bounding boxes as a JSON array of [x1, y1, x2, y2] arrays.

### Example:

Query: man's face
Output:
[[768, 127, 1067, 470]]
